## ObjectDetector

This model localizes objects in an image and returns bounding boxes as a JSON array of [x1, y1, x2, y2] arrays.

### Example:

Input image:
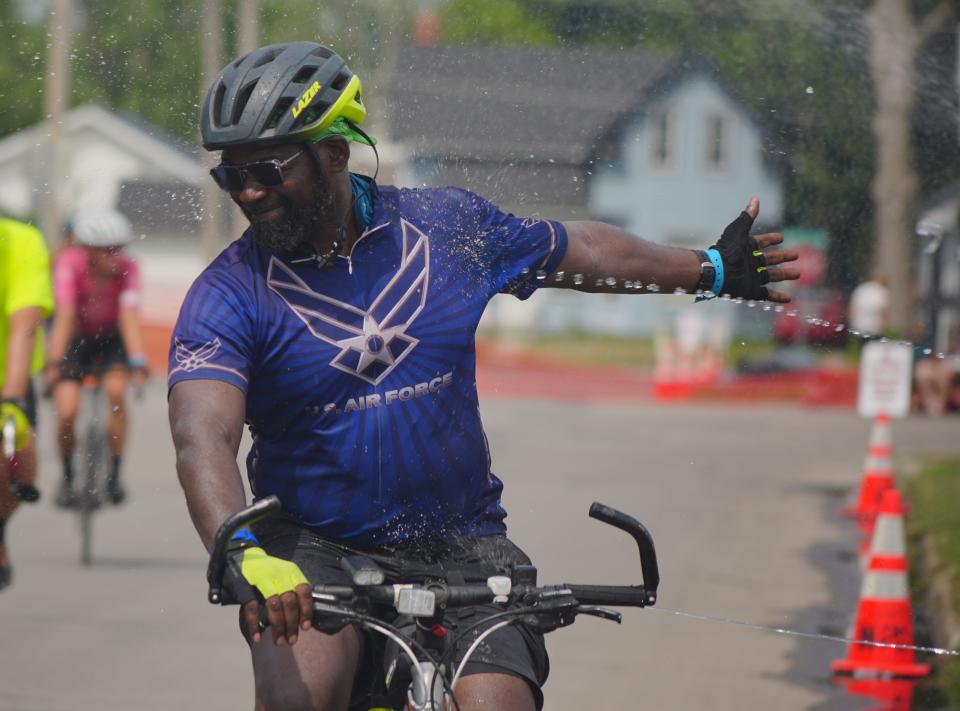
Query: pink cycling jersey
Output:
[[53, 246, 141, 339]]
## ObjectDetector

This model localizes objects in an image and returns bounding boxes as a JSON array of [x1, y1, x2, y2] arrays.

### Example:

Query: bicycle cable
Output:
[[650, 605, 960, 657]]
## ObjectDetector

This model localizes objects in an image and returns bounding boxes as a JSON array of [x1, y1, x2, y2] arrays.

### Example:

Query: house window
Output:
[[649, 110, 675, 169], [705, 114, 732, 171]]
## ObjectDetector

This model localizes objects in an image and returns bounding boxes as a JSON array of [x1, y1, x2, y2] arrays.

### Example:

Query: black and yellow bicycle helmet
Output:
[[200, 41, 366, 151]]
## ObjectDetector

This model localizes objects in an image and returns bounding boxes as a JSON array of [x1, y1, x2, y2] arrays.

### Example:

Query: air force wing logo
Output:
[[170, 337, 248, 382], [267, 220, 430, 385]]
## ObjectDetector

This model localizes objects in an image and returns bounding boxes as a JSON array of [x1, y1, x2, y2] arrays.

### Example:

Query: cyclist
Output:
[[46, 208, 148, 508], [0, 215, 54, 591], [168, 41, 799, 710]]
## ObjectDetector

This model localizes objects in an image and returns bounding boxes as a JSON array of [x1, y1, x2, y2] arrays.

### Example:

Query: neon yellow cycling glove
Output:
[[220, 529, 309, 604], [1, 400, 31, 451], [237, 546, 309, 598]]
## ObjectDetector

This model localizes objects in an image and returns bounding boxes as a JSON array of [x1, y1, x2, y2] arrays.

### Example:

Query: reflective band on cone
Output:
[[858, 480, 908, 566], [833, 489, 931, 678], [842, 414, 895, 523]]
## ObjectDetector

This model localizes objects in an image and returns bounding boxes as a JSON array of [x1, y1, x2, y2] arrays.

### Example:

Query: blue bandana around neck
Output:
[[350, 173, 374, 233]]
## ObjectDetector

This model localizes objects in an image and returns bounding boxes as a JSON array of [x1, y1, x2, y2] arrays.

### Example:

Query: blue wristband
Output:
[[231, 528, 260, 546], [127, 355, 147, 370], [705, 248, 724, 295], [208, 527, 261, 554]]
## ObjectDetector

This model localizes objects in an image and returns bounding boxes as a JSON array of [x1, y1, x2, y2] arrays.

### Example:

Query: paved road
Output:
[[1, 379, 957, 710]]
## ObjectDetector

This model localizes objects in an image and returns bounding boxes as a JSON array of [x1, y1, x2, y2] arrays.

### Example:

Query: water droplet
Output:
[[535, 270, 547, 281], [572, 274, 584, 285], [604, 276, 617, 287], [673, 287, 686, 296], [805, 86, 814, 95], [646, 283, 660, 293], [554, 270, 565, 282]]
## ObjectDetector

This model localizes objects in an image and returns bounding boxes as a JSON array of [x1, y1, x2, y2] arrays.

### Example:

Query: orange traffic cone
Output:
[[832, 489, 931, 678], [842, 413, 895, 523], [652, 336, 692, 401], [837, 677, 917, 710]]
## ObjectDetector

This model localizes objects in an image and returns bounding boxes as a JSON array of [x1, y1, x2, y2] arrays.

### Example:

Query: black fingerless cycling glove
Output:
[[709, 210, 769, 300], [215, 529, 308, 606]]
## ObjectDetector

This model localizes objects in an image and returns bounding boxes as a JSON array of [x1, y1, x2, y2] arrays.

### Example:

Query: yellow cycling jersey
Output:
[[0, 218, 54, 388]]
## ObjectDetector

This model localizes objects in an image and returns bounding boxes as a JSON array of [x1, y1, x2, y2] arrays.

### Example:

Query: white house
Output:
[[0, 104, 207, 225], [387, 45, 787, 338]]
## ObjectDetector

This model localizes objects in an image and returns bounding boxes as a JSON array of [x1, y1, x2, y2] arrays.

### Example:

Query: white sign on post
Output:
[[857, 341, 913, 418]]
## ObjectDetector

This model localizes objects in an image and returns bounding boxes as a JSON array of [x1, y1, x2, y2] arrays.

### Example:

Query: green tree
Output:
[[0, 4, 48, 138], [440, 0, 556, 45]]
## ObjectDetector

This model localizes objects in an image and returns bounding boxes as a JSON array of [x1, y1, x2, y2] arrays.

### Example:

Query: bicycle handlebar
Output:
[[206, 496, 282, 604], [207, 497, 660, 613], [585, 502, 659, 606], [2, 416, 15, 460]]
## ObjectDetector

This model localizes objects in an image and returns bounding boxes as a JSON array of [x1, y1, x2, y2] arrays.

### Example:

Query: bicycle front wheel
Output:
[[77, 400, 107, 566]]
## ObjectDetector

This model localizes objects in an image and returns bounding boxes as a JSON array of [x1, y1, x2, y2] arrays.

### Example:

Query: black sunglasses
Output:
[[210, 148, 304, 192]]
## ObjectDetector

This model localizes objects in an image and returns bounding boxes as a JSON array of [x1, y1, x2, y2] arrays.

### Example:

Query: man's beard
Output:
[[249, 175, 339, 253]]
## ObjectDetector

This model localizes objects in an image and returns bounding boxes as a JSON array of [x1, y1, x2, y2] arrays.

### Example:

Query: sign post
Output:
[[857, 341, 913, 418]]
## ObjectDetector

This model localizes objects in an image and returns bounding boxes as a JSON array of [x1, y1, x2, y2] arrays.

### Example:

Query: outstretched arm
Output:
[[552, 197, 800, 302]]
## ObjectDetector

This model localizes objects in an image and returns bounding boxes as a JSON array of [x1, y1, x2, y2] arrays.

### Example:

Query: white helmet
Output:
[[72, 209, 133, 247]]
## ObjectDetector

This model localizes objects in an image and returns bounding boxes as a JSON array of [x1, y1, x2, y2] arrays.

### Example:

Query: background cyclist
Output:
[[45, 208, 148, 508], [0, 214, 54, 591], [168, 41, 799, 710]]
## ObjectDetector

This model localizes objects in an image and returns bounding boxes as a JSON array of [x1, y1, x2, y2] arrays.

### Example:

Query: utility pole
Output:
[[238, 0, 261, 54], [200, 0, 224, 261], [41, 0, 72, 247]]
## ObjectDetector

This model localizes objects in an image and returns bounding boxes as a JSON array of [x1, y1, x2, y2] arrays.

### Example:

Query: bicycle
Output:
[[73, 371, 108, 566], [207, 496, 660, 710]]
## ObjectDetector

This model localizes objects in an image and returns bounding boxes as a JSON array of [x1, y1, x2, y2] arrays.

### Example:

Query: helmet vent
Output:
[[233, 83, 257, 125], [292, 67, 316, 84], [212, 83, 227, 127], [266, 98, 293, 129], [251, 52, 276, 69], [331, 72, 349, 91], [311, 46, 334, 60]]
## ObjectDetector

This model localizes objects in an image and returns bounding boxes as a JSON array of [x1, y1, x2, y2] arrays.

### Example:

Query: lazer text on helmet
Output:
[[292, 81, 322, 119]]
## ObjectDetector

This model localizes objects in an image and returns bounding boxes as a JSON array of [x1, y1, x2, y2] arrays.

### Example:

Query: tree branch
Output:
[[915, 0, 954, 47]]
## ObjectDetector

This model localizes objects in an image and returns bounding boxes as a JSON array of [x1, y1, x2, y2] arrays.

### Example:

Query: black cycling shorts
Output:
[[248, 515, 550, 710], [60, 331, 128, 380]]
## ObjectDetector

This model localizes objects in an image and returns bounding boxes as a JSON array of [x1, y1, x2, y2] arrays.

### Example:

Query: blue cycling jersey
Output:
[[168, 182, 567, 547]]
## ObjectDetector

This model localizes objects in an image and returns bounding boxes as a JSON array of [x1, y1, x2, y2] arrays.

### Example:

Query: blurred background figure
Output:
[[848, 272, 891, 341], [0, 214, 54, 591], [913, 338, 960, 417], [44, 209, 148, 508]]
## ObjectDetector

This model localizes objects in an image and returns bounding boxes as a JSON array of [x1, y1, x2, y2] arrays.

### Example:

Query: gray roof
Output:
[[386, 43, 681, 166]]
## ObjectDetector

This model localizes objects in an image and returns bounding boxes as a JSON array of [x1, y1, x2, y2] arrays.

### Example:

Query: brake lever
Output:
[[516, 594, 582, 632], [577, 606, 623, 624]]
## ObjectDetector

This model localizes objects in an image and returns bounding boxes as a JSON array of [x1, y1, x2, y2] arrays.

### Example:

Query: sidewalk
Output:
[[475, 339, 859, 407]]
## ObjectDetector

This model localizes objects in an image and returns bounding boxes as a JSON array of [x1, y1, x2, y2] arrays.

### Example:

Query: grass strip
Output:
[[903, 457, 960, 708]]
